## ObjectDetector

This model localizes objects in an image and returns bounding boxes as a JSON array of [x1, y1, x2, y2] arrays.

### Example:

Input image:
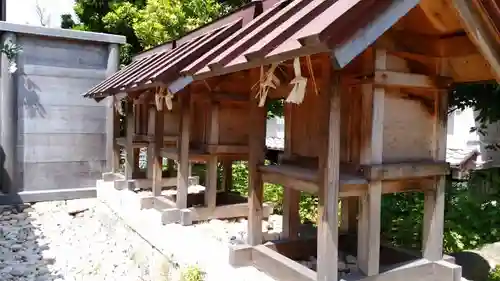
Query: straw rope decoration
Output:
[[114, 95, 124, 115], [154, 86, 175, 111], [253, 63, 280, 107], [305, 55, 318, 96], [286, 57, 307, 104]]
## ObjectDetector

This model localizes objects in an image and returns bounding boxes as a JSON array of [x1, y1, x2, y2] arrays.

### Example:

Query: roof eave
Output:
[[453, 0, 500, 82]]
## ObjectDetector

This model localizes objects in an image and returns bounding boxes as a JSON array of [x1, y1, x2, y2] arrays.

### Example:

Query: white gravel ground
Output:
[[0, 197, 357, 281], [0, 199, 172, 281]]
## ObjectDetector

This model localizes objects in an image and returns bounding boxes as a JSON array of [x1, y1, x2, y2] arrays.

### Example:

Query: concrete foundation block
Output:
[[180, 209, 192, 226], [139, 196, 155, 209], [161, 208, 180, 225], [228, 244, 253, 267], [102, 172, 124, 182]]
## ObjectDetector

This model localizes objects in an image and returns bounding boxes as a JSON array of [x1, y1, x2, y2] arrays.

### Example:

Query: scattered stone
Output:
[[0, 199, 177, 281]]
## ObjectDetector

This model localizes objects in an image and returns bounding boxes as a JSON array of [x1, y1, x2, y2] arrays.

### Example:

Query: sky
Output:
[[6, 0, 76, 28]]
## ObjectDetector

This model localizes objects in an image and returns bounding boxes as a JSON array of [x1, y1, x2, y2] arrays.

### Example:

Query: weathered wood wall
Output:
[[0, 24, 125, 204]]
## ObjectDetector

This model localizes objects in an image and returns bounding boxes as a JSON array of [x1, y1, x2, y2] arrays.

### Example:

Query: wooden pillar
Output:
[[248, 71, 267, 246], [166, 159, 175, 177], [105, 44, 120, 173], [125, 101, 135, 180], [221, 160, 233, 192], [205, 102, 219, 209], [357, 49, 385, 276], [152, 108, 165, 196], [147, 107, 155, 180], [422, 61, 448, 260], [282, 104, 301, 239], [316, 68, 341, 281], [176, 93, 191, 209], [340, 197, 358, 234]]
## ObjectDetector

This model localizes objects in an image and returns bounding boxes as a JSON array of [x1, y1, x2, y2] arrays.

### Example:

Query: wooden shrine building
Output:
[[85, 0, 500, 281], [85, 2, 275, 224]]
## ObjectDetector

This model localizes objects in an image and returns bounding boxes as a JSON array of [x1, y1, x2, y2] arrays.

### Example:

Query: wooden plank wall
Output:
[[163, 101, 180, 136], [219, 103, 250, 145]]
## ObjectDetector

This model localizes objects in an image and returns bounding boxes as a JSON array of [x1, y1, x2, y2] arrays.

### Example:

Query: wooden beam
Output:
[[192, 91, 250, 103], [377, 31, 478, 58], [264, 238, 317, 260], [247, 69, 267, 246], [260, 167, 318, 194], [453, 0, 500, 81], [374, 71, 453, 90], [252, 245, 316, 281], [189, 202, 273, 222], [176, 93, 191, 209], [362, 161, 450, 181], [205, 102, 219, 209], [316, 67, 341, 281], [205, 144, 248, 154]]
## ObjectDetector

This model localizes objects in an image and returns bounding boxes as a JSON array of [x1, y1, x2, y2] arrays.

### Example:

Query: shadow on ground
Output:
[[0, 204, 62, 281]]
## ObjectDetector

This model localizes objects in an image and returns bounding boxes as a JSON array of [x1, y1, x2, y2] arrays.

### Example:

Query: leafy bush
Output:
[[181, 265, 205, 281], [489, 265, 500, 281], [230, 161, 500, 254]]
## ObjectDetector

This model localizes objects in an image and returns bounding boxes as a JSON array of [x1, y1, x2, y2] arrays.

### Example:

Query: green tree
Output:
[[133, 0, 225, 48], [61, 0, 247, 64]]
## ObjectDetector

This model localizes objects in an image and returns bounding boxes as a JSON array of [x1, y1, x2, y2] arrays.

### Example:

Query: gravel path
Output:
[[0, 199, 171, 281]]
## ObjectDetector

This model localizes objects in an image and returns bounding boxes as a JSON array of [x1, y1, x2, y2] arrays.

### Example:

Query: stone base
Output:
[[95, 177, 278, 281]]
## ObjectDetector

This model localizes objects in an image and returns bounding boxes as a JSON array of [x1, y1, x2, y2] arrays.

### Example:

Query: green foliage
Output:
[[451, 82, 500, 149], [61, 0, 246, 66], [181, 265, 205, 281], [380, 170, 500, 253], [489, 265, 500, 281], [267, 99, 284, 119], [133, 0, 225, 48], [231, 160, 500, 253]]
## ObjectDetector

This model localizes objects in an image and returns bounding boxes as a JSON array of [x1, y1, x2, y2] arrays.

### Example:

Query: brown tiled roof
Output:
[[83, 20, 242, 99], [181, 0, 420, 80], [84, 0, 419, 99], [82, 0, 271, 99]]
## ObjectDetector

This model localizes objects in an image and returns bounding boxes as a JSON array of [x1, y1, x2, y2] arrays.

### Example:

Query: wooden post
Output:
[[205, 102, 219, 209], [112, 101, 121, 173], [340, 197, 358, 234], [282, 104, 301, 239], [248, 71, 267, 246], [357, 49, 385, 276], [151, 107, 165, 196], [316, 67, 341, 281], [147, 107, 156, 180], [167, 159, 175, 177], [177, 93, 191, 209], [125, 101, 135, 181], [422, 61, 448, 260], [222, 160, 233, 192]]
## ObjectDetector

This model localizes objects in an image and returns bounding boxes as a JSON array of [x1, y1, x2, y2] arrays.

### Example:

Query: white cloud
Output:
[[7, 0, 76, 28]]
